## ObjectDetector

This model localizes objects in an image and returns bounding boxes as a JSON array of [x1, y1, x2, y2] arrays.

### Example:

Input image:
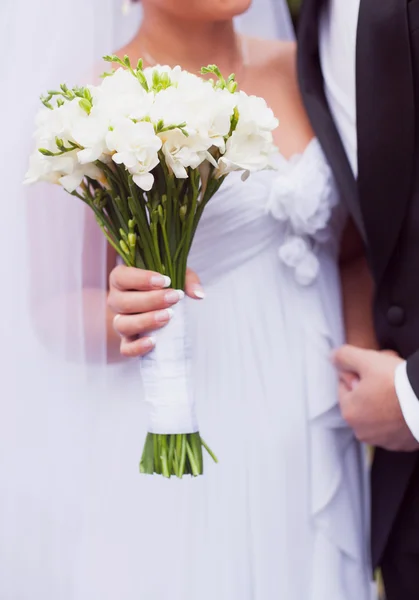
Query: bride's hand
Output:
[[108, 266, 204, 357]]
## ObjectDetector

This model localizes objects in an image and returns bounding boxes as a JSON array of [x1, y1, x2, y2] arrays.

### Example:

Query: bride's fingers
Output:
[[120, 334, 157, 358], [108, 288, 184, 315], [110, 265, 171, 292], [113, 309, 173, 338], [185, 268, 205, 299]]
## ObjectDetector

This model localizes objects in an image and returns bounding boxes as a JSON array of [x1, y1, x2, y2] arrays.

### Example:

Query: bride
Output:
[[103, 1, 375, 599], [2, 0, 376, 598]]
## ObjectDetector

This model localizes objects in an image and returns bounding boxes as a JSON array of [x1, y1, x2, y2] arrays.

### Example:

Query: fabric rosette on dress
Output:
[[267, 138, 339, 285]]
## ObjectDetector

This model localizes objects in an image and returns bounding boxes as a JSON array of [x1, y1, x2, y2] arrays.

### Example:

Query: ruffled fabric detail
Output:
[[298, 270, 371, 598], [267, 138, 339, 285]]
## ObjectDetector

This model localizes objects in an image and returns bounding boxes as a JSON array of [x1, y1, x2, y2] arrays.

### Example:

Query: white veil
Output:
[[0, 1, 294, 598]]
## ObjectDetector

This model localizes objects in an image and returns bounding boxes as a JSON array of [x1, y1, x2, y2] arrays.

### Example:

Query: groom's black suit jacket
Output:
[[298, 0, 419, 573]]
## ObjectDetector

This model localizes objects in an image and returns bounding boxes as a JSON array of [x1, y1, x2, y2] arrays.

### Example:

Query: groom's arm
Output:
[[334, 221, 419, 451], [339, 219, 378, 350]]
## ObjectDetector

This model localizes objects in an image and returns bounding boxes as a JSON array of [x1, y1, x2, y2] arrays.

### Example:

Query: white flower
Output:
[[33, 99, 86, 146], [59, 161, 104, 192], [92, 68, 154, 122], [24, 148, 103, 192], [216, 131, 277, 179], [106, 118, 162, 191], [149, 85, 191, 128], [24, 151, 72, 186], [189, 87, 236, 152], [72, 114, 110, 164], [235, 91, 279, 135], [160, 129, 213, 178]]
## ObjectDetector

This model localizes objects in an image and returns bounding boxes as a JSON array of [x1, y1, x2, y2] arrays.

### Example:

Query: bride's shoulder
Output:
[[244, 37, 297, 75]]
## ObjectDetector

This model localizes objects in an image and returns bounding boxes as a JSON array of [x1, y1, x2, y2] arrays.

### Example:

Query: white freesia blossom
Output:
[[189, 88, 236, 152], [92, 68, 154, 122], [72, 115, 110, 164], [160, 129, 214, 178], [106, 118, 162, 191], [149, 86, 191, 128], [33, 99, 86, 145], [235, 91, 279, 135], [216, 131, 277, 179], [24, 149, 103, 192]]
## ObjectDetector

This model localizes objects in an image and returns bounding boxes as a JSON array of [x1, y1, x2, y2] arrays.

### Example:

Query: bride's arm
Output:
[[339, 219, 379, 350]]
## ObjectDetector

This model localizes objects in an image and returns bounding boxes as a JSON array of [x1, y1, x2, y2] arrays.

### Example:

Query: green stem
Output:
[[150, 223, 163, 272], [200, 437, 218, 464], [178, 174, 199, 288], [185, 440, 200, 477], [190, 433, 203, 474], [159, 222, 174, 283], [160, 435, 170, 478], [153, 435, 161, 475], [127, 194, 156, 270], [168, 434, 176, 474], [177, 435, 187, 478], [97, 219, 131, 266]]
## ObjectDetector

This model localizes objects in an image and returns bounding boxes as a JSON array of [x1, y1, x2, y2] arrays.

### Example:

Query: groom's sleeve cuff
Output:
[[395, 361, 419, 442]]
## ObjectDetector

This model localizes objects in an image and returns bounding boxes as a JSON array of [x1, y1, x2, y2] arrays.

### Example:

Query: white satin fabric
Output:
[[42, 139, 372, 600], [141, 300, 198, 434]]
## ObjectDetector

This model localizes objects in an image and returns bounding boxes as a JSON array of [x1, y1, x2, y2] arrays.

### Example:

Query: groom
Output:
[[298, 0, 419, 597]]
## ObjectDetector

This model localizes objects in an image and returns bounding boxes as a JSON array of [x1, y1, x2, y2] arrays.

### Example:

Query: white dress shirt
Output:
[[319, 0, 419, 441]]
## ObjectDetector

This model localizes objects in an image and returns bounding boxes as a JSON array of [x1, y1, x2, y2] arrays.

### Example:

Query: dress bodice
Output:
[[189, 138, 343, 284]]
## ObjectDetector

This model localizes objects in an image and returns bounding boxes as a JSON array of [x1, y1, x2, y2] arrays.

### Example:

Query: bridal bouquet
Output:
[[25, 55, 278, 478]]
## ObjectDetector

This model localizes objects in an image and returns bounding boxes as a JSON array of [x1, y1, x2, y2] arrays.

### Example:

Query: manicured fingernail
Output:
[[155, 308, 174, 323], [164, 290, 184, 304], [192, 285, 205, 299], [150, 275, 171, 288], [143, 336, 156, 349]]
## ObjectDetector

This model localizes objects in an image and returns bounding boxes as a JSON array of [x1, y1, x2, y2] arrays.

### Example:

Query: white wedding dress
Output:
[[13, 139, 373, 600]]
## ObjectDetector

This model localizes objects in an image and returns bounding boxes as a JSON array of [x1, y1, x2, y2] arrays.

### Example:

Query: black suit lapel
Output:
[[356, 0, 415, 280], [297, 0, 367, 241]]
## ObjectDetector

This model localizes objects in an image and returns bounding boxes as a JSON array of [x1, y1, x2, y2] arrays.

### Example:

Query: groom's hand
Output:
[[333, 346, 419, 451]]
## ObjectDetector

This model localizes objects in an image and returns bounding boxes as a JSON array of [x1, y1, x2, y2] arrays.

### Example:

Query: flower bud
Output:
[[79, 98, 92, 115], [120, 240, 130, 255], [180, 205, 187, 222]]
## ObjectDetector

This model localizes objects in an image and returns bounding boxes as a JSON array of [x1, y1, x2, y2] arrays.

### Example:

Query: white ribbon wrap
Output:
[[140, 299, 198, 434]]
